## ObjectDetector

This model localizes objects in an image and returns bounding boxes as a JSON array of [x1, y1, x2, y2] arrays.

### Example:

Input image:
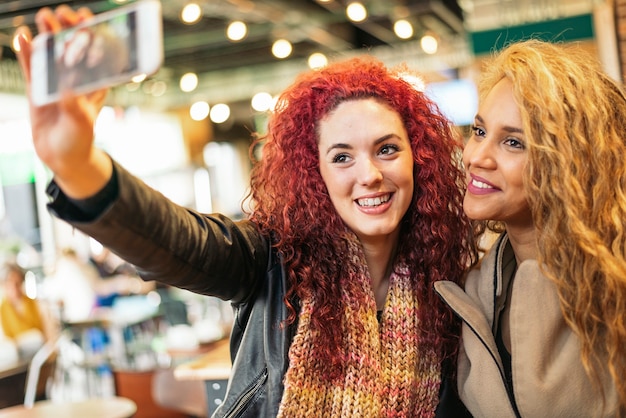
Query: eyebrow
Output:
[[475, 114, 524, 134], [324, 133, 399, 155]]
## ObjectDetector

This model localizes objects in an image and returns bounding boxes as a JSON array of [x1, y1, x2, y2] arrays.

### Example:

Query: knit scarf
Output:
[[277, 237, 442, 417]]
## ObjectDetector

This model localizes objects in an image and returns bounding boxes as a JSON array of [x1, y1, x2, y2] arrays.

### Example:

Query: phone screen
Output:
[[44, 11, 138, 95]]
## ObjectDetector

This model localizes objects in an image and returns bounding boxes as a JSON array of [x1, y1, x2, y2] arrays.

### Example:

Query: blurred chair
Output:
[[19, 330, 136, 418], [23, 333, 61, 407]]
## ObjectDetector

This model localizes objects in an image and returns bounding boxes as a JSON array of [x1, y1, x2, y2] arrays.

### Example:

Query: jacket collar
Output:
[[490, 233, 517, 334]]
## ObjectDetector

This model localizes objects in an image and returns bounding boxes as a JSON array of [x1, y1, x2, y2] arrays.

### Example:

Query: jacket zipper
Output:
[[224, 368, 268, 418]]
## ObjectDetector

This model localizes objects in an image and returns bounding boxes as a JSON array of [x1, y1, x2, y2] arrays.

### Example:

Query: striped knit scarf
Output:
[[277, 238, 442, 417]]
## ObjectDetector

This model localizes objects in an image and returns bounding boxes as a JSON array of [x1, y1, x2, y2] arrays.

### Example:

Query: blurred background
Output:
[[0, 0, 622, 262]]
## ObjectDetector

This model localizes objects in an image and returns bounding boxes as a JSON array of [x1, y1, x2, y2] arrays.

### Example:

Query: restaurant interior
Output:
[[0, 0, 624, 416]]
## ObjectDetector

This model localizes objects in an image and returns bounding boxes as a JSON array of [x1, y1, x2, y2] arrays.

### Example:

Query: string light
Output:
[[181, 3, 202, 24], [393, 19, 414, 39], [180, 72, 199, 92], [227, 21, 248, 41], [420, 34, 438, 54], [131, 74, 147, 83], [251, 92, 273, 112], [271, 39, 293, 59], [190, 101, 210, 121], [346, 2, 367, 22], [308, 52, 328, 69], [210, 103, 231, 123]]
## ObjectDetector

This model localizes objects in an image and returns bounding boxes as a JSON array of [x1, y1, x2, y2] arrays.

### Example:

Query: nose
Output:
[[463, 137, 496, 170], [357, 158, 384, 185]]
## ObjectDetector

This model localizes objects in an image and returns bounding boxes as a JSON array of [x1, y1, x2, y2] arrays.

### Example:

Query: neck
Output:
[[359, 232, 398, 310], [8, 295, 25, 311], [505, 223, 538, 265]]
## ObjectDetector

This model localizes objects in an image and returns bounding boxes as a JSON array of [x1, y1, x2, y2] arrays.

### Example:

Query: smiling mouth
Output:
[[356, 194, 391, 207], [471, 179, 493, 189]]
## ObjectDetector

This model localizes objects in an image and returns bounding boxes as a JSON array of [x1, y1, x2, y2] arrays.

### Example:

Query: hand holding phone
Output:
[[30, 0, 163, 106], [14, 5, 136, 200]]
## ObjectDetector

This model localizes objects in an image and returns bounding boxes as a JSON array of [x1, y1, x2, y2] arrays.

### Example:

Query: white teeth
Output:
[[472, 179, 492, 189], [357, 195, 390, 207]]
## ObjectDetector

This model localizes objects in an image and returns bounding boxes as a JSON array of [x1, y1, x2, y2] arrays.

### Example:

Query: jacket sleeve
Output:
[[46, 160, 269, 304]]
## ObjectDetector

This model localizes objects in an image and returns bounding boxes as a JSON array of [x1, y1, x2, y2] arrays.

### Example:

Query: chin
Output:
[[355, 225, 400, 242], [462, 206, 489, 222]]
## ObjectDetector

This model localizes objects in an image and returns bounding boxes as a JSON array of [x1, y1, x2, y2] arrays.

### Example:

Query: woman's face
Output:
[[318, 98, 414, 245], [4, 270, 24, 302], [463, 78, 532, 228]]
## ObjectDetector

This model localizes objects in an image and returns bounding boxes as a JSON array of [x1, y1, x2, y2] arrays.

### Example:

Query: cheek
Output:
[[401, 172, 415, 208], [397, 158, 415, 188], [319, 161, 330, 189], [509, 162, 527, 189], [388, 159, 415, 211], [323, 174, 348, 202], [461, 142, 474, 169], [319, 163, 340, 200]]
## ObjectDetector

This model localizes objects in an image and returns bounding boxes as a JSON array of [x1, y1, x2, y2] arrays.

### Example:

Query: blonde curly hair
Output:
[[478, 39, 626, 410]]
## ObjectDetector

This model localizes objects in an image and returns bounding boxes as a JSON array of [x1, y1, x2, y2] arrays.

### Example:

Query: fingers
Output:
[[75, 7, 95, 22], [14, 26, 32, 85], [34, 4, 92, 35], [34, 7, 61, 34], [54, 5, 82, 29]]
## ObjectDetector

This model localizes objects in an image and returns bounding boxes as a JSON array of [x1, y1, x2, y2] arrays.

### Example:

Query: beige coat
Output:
[[435, 233, 619, 418]]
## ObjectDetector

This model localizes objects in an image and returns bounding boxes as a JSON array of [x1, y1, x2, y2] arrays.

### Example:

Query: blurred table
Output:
[[173, 338, 231, 381], [64, 306, 161, 370], [0, 358, 31, 408], [0, 397, 137, 418], [0, 358, 30, 380], [173, 338, 231, 415]]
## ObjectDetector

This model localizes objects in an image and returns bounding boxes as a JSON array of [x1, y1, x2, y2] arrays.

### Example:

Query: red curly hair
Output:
[[247, 56, 476, 369]]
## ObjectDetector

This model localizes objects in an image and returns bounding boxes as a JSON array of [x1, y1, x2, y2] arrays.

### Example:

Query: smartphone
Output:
[[30, 0, 163, 106]]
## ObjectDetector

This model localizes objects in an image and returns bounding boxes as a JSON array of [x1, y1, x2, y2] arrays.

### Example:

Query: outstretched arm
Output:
[[15, 5, 112, 199]]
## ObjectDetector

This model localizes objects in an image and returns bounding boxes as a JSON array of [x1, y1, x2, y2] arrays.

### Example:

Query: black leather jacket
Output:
[[46, 161, 470, 418]]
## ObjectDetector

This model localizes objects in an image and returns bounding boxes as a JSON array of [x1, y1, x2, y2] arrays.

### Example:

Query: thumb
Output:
[[15, 26, 33, 85]]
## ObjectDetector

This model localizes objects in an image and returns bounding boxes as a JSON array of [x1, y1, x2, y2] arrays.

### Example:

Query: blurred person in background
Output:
[[42, 247, 99, 323], [0, 262, 53, 355]]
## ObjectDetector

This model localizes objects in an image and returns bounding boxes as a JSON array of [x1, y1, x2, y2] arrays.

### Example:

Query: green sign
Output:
[[470, 14, 595, 56]]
